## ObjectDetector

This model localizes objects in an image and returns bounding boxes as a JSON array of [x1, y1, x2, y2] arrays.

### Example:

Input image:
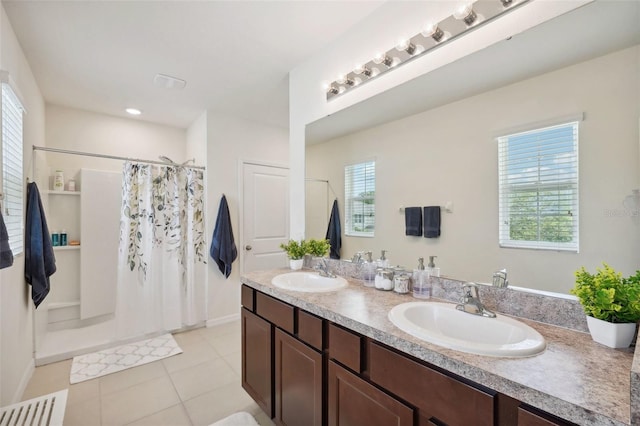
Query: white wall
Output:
[[0, 4, 46, 405], [306, 46, 640, 294], [186, 111, 207, 166], [289, 1, 590, 241], [44, 104, 187, 179], [205, 113, 288, 324]]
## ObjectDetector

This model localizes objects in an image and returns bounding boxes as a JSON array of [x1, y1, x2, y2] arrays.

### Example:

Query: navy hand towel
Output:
[[210, 194, 237, 278], [325, 200, 341, 259], [423, 206, 441, 238], [404, 207, 422, 236], [0, 210, 14, 269], [25, 182, 56, 308]]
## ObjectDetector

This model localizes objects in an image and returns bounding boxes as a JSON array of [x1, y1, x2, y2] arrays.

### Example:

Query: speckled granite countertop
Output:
[[241, 268, 634, 426]]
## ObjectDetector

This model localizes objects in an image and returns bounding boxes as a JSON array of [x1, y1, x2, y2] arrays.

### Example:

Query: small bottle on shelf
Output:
[[60, 230, 68, 246], [51, 231, 60, 247]]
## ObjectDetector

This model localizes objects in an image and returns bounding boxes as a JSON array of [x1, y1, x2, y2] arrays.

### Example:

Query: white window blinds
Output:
[[345, 160, 375, 237], [498, 121, 579, 252], [2, 83, 24, 255]]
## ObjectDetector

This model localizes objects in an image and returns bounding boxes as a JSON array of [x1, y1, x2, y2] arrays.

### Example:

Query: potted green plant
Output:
[[279, 239, 307, 270], [571, 263, 640, 348], [306, 239, 330, 257]]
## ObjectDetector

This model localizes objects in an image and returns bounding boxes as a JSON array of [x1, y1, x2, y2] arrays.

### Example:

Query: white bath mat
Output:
[[70, 334, 182, 384], [210, 411, 259, 426]]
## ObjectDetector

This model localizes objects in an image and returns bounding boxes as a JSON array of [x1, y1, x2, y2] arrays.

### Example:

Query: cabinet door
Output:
[[275, 329, 322, 426], [242, 308, 273, 417], [518, 407, 575, 426], [328, 360, 414, 426]]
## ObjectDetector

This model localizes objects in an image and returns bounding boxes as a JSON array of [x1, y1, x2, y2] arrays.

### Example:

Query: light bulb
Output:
[[501, 0, 513, 6], [453, 3, 477, 26], [370, 67, 380, 77], [354, 64, 373, 77], [395, 39, 410, 52], [373, 53, 393, 67], [422, 23, 445, 42], [125, 108, 141, 116], [336, 74, 347, 84]]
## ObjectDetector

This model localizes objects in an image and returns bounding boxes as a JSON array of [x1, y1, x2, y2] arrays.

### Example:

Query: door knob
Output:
[[245, 245, 252, 251]]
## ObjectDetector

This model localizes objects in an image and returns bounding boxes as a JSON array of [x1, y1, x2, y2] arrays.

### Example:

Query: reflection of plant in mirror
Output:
[[571, 263, 640, 323], [307, 239, 330, 257], [509, 190, 573, 243]]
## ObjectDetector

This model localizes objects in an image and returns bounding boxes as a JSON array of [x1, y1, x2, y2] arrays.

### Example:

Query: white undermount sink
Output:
[[388, 302, 546, 357], [272, 272, 348, 292]]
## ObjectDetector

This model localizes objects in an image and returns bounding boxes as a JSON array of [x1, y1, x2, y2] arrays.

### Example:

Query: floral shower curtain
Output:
[[115, 162, 206, 339]]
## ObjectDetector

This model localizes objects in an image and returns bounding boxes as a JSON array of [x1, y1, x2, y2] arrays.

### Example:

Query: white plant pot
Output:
[[289, 259, 304, 270], [586, 316, 637, 348]]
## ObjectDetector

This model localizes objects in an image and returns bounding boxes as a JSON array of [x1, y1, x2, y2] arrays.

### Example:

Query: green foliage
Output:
[[279, 238, 331, 259], [306, 239, 330, 257], [279, 240, 307, 260], [570, 263, 640, 323], [509, 190, 573, 243]]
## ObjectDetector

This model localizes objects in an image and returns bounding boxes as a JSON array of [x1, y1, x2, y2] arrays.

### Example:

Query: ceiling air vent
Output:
[[153, 73, 186, 90]]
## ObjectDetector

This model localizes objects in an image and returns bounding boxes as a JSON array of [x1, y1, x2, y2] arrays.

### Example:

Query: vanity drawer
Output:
[[241, 285, 254, 311], [328, 323, 361, 373], [297, 310, 324, 351], [518, 406, 576, 426], [369, 342, 494, 426], [255, 291, 294, 334]]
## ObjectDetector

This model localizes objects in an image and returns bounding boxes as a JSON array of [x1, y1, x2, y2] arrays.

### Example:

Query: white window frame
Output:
[[344, 160, 375, 237], [1, 78, 25, 256], [497, 120, 579, 252]]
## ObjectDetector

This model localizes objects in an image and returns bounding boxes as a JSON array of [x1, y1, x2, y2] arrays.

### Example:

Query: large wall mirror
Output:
[[304, 1, 640, 294]]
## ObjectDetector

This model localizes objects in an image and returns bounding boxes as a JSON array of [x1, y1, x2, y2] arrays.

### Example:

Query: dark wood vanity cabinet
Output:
[[242, 286, 323, 426], [241, 284, 575, 426], [241, 308, 273, 417]]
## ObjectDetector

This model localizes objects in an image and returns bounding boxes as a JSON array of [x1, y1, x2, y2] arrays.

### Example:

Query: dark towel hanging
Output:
[[24, 182, 56, 308], [404, 207, 422, 236], [325, 200, 341, 259], [423, 206, 441, 238], [210, 194, 237, 278], [0, 210, 14, 269]]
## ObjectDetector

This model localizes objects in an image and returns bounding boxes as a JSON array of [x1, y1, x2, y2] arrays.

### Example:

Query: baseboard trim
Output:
[[12, 358, 35, 403], [206, 312, 240, 328]]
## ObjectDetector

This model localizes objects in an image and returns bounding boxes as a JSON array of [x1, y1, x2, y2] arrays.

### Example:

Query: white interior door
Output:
[[242, 162, 289, 272]]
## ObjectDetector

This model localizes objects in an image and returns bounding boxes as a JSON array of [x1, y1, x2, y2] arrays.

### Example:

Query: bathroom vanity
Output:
[[240, 268, 635, 426]]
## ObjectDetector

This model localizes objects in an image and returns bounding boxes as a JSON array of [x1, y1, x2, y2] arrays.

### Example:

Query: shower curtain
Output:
[[115, 162, 207, 339]]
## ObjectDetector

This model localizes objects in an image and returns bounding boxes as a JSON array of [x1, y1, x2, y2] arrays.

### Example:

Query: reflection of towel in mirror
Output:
[[325, 200, 341, 259], [404, 207, 422, 236], [210, 194, 237, 278], [25, 182, 56, 307], [0, 210, 13, 269], [423, 206, 441, 238]]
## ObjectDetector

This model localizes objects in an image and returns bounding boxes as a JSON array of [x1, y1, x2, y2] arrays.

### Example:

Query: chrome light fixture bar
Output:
[[325, 0, 529, 101]]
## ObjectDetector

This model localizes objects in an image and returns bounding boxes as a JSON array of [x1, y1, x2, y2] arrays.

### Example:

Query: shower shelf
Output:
[[53, 245, 80, 251], [44, 190, 81, 196]]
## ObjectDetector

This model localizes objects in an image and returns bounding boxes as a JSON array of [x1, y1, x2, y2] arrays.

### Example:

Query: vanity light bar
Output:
[[325, 0, 529, 101]]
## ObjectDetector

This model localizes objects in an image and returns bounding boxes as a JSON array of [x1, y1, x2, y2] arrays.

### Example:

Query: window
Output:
[[2, 82, 24, 255], [498, 121, 579, 251], [345, 160, 375, 237]]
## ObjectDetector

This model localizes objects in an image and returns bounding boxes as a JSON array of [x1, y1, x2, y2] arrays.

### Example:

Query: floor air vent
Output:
[[0, 390, 67, 426]]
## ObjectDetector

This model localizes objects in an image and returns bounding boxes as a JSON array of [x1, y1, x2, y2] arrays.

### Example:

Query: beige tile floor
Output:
[[21, 320, 275, 426]]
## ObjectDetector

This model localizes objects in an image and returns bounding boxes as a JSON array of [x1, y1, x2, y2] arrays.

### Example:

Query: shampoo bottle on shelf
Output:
[[361, 251, 376, 287]]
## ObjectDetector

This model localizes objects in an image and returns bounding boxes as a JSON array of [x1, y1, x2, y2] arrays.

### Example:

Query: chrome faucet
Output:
[[456, 283, 496, 318], [315, 258, 336, 278], [493, 269, 509, 288]]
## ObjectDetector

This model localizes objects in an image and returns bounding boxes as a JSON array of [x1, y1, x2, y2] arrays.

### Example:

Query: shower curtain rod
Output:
[[305, 177, 337, 200], [32, 145, 206, 170]]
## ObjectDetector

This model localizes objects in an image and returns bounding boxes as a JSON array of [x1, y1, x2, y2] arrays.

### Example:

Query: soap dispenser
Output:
[[377, 250, 390, 268], [427, 256, 440, 277], [413, 257, 431, 299], [361, 251, 376, 287]]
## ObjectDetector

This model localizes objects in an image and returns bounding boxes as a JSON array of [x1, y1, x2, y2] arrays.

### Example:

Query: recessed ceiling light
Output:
[[125, 108, 142, 115]]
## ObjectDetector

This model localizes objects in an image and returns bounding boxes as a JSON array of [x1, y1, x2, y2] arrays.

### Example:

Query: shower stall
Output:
[[31, 146, 206, 365]]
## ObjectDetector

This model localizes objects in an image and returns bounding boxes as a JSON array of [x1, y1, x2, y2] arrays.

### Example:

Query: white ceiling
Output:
[[2, 0, 384, 130], [306, 0, 640, 144]]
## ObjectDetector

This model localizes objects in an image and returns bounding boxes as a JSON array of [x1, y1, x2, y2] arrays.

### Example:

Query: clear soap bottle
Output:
[[377, 250, 389, 268], [361, 251, 376, 287], [427, 256, 440, 277], [413, 257, 431, 299]]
